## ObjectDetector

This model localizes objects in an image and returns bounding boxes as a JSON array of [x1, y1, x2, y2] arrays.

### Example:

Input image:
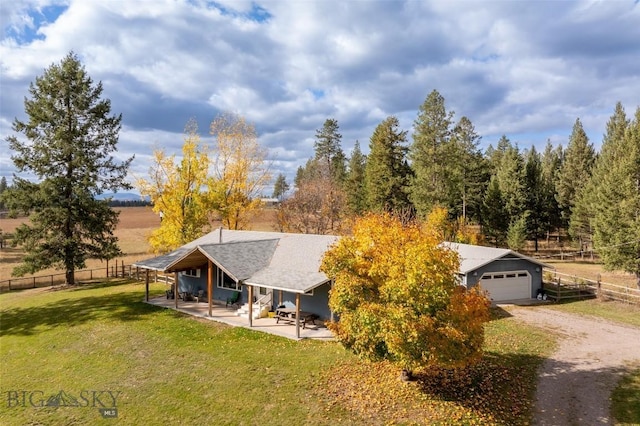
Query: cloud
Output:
[[1, 0, 639, 187]]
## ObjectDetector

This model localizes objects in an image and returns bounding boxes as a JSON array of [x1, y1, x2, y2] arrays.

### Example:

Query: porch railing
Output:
[[254, 293, 271, 313]]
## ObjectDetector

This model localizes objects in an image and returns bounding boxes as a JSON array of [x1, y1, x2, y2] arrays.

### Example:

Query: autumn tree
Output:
[[590, 104, 640, 288], [279, 120, 347, 233], [137, 119, 213, 252], [210, 112, 271, 230], [276, 162, 345, 234], [321, 213, 490, 376], [365, 116, 412, 213], [4, 52, 132, 284]]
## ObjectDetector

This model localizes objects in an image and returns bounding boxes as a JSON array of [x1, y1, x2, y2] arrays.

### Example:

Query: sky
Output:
[[1, 0, 639, 195]]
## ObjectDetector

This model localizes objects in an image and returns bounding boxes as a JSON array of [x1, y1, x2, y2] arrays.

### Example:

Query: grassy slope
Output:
[[1, 281, 556, 425]]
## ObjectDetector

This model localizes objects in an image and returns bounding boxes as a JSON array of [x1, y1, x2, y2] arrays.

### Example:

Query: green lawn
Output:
[[1, 281, 555, 425], [545, 298, 640, 328]]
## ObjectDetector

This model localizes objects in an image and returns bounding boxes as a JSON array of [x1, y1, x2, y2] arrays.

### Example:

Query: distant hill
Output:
[[96, 192, 146, 201]]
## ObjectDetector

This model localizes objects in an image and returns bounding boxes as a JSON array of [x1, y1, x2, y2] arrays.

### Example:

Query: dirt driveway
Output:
[[506, 306, 640, 425]]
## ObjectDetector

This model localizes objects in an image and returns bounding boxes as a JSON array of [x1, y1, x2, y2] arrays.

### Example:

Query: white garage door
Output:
[[479, 271, 530, 301]]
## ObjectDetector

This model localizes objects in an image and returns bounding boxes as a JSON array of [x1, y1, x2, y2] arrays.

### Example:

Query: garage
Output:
[[441, 242, 550, 301], [479, 271, 531, 301]]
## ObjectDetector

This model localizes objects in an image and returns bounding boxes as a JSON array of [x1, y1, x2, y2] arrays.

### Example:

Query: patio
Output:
[[145, 296, 335, 341]]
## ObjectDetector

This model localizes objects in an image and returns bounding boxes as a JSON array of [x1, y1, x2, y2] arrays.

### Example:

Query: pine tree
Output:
[[314, 118, 346, 184], [495, 144, 526, 220], [272, 173, 290, 201], [481, 177, 509, 246], [540, 141, 563, 243], [591, 104, 640, 288], [344, 141, 367, 215], [449, 116, 489, 221], [365, 116, 412, 213], [486, 135, 513, 174], [0, 177, 7, 210], [5, 52, 132, 284], [557, 118, 596, 231], [524, 146, 545, 251], [409, 89, 453, 217]]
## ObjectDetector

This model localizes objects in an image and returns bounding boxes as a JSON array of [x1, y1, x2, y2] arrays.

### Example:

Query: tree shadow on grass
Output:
[[0, 286, 163, 336]]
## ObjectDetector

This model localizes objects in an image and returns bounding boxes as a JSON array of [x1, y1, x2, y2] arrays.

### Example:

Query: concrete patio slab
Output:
[[145, 296, 335, 341]]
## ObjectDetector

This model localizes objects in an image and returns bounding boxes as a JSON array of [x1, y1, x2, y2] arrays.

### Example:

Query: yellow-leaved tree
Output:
[[137, 119, 214, 253], [209, 112, 271, 230], [321, 212, 490, 377]]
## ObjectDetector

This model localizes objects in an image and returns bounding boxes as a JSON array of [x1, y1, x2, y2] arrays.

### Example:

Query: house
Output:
[[133, 229, 339, 338], [133, 230, 549, 339], [441, 242, 550, 301]]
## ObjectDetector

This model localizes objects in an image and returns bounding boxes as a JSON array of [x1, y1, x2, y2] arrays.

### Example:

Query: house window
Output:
[[217, 270, 240, 291], [182, 269, 200, 278]]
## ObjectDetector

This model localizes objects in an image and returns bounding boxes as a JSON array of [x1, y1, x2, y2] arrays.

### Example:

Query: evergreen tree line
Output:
[[276, 90, 640, 285]]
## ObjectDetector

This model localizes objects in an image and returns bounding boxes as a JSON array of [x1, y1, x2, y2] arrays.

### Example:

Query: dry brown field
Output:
[[0, 207, 636, 289], [0, 207, 278, 282]]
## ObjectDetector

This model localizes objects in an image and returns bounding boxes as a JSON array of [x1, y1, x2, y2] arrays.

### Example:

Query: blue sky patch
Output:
[[3, 4, 68, 44]]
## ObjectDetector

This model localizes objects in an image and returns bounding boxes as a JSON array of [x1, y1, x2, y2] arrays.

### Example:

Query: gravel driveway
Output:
[[506, 306, 640, 425]]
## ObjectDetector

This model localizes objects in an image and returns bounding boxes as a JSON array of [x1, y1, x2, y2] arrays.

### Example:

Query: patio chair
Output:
[[226, 292, 241, 307], [195, 290, 205, 303]]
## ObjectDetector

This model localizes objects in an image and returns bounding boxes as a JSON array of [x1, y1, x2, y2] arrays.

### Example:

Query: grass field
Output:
[[1, 207, 638, 424], [1, 280, 556, 425]]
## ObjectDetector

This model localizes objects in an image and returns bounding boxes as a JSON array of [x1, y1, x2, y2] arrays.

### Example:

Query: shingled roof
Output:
[[133, 229, 339, 293]]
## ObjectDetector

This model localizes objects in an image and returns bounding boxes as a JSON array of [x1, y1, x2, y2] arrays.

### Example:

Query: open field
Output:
[[2, 207, 637, 291], [0, 207, 277, 282], [0, 280, 556, 425]]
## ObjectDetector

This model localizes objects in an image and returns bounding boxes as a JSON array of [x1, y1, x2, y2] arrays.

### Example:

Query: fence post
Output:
[[121, 260, 124, 278], [557, 277, 561, 301], [33, 277, 36, 288], [8, 280, 11, 291], [597, 273, 601, 299]]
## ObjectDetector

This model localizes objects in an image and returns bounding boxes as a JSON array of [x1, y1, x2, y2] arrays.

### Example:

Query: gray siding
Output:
[[465, 256, 543, 298], [272, 283, 332, 320]]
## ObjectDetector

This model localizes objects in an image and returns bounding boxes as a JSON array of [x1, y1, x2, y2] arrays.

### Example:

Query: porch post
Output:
[[174, 271, 179, 309], [145, 269, 149, 302], [248, 284, 253, 328], [295, 293, 301, 339], [329, 280, 334, 322], [208, 260, 213, 316], [278, 290, 283, 306]]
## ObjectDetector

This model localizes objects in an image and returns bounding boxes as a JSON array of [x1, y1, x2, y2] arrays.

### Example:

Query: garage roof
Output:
[[441, 242, 550, 274]]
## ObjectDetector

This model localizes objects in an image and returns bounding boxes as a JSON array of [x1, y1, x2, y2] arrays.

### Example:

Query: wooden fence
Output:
[[543, 270, 640, 305], [0, 261, 173, 292]]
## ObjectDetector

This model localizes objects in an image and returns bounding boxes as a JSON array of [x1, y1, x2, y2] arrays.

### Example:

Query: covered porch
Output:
[[145, 295, 334, 341]]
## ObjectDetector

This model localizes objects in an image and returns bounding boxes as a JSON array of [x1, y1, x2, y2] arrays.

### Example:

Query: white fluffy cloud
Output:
[[1, 0, 639, 189]]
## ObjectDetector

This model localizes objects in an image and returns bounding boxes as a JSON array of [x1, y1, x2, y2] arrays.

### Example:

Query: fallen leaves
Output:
[[318, 356, 536, 425]]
